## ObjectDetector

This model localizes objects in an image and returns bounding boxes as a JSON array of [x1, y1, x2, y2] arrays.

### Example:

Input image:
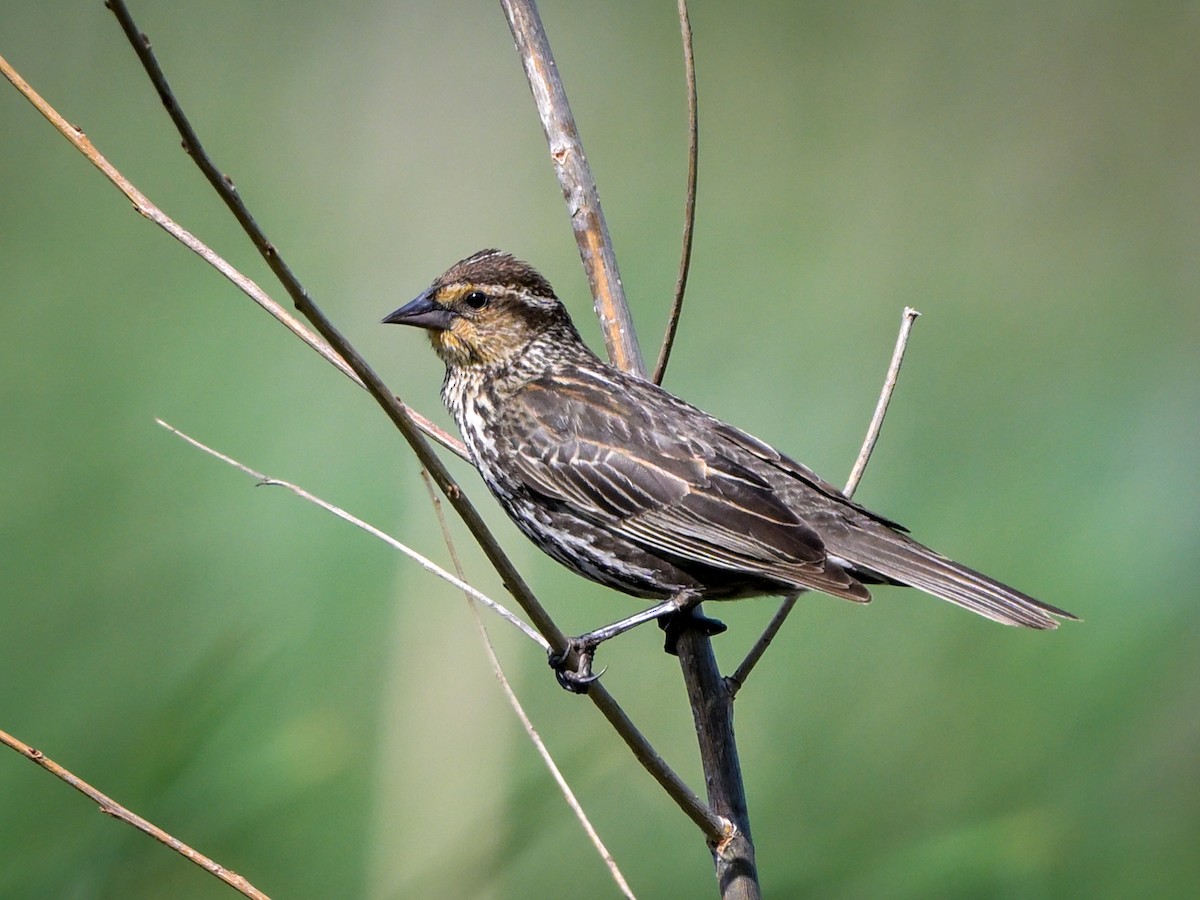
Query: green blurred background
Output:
[[3, 2, 1197, 897]]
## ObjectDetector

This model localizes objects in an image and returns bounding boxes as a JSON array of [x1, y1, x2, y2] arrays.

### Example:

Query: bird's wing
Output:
[[499, 373, 869, 601]]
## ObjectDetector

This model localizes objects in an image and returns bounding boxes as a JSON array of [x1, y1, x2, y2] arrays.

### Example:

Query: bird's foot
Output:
[[659, 607, 727, 655], [548, 638, 605, 694]]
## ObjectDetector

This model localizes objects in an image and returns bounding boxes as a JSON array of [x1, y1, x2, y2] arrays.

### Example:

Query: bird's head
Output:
[[384, 250, 573, 369]]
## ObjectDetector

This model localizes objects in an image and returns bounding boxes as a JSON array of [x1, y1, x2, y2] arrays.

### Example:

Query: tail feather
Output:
[[829, 527, 1077, 629]]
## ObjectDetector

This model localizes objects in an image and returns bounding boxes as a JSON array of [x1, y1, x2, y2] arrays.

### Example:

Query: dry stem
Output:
[[653, 0, 700, 386], [0, 727, 269, 900], [500, 0, 646, 378]]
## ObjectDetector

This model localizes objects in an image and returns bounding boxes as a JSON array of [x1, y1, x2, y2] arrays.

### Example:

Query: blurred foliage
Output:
[[2, 1, 1198, 898]]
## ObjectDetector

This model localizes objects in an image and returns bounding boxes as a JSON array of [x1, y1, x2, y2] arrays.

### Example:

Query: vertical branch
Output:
[[675, 631, 759, 900], [501, 4, 758, 897], [499, 0, 646, 378]]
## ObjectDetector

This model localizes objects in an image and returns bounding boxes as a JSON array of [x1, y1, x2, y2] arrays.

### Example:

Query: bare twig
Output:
[[419, 472, 637, 900], [728, 306, 922, 695], [156, 420, 545, 647], [94, 6, 720, 840], [0, 727, 270, 900], [0, 49, 467, 462], [844, 307, 921, 498], [499, 0, 646, 378], [101, 0, 559, 651], [725, 594, 798, 697], [653, 0, 699, 386]]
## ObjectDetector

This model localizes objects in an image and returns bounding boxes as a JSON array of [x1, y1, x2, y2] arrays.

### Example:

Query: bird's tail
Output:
[[828, 526, 1077, 629]]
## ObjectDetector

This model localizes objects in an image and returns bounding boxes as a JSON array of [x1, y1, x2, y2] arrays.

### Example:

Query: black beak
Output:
[[382, 290, 455, 331]]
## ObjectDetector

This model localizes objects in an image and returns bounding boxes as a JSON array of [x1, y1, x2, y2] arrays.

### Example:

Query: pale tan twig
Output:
[[419, 472, 637, 900], [0, 49, 466, 462], [100, 0, 558, 648], [0, 727, 270, 900], [99, 4, 722, 842], [499, 0, 646, 378], [844, 306, 922, 498], [727, 306, 922, 696], [155, 419, 544, 646], [652, 0, 699, 386]]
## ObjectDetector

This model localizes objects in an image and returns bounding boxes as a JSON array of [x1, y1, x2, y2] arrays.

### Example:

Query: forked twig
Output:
[[727, 306, 922, 696], [725, 594, 798, 695], [0, 727, 269, 900], [499, 0, 646, 378], [653, 0, 699, 386]]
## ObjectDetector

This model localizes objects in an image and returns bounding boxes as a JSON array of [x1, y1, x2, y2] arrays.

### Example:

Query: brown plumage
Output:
[[385, 250, 1075, 639]]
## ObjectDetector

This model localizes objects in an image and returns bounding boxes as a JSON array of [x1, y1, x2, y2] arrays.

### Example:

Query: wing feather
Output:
[[500, 373, 869, 601]]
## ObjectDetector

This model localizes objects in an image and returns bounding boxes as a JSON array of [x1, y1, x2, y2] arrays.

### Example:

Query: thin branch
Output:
[[652, 0, 699, 386], [419, 471, 637, 900], [156, 419, 545, 647], [843, 306, 921, 498], [0, 727, 270, 900], [728, 306, 922, 695], [100, 0, 559, 650], [0, 49, 467, 462], [725, 594, 797, 697], [92, 8, 720, 840], [499, 0, 646, 378]]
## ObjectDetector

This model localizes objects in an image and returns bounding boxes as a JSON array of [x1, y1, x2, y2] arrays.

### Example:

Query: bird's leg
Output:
[[549, 593, 698, 693]]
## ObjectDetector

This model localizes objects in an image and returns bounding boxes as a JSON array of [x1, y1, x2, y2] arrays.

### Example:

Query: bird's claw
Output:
[[548, 638, 604, 694], [660, 609, 728, 655]]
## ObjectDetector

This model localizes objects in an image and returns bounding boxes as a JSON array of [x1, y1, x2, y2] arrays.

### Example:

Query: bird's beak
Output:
[[382, 291, 455, 331]]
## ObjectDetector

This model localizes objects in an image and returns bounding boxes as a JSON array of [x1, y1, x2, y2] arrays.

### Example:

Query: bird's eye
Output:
[[463, 290, 489, 310]]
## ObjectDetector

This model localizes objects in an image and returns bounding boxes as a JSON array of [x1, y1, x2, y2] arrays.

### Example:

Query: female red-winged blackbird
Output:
[[385, 250, 1074, 684]]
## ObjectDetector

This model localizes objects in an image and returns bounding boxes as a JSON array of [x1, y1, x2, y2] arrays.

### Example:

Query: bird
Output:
[[384, 250, 1075, 689]]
